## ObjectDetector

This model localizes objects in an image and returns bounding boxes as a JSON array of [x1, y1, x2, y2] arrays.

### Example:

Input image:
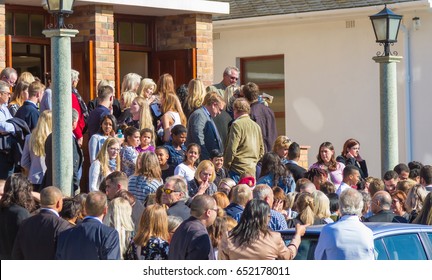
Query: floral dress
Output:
[[139, 237, 169, 260], [120, 145, 138, 177]]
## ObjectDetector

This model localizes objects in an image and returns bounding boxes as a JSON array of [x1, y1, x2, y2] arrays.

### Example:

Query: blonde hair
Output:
[[17, 71, 35, 84], [161, 93, 187, 126], [133, 96, 154, 131], [108, 197, 134, 258], [136, 151, 162, 180], [95, 137, 121, 177], [134, 204, 169, 247], [121, 72, 142, 93], [186, 79, 206, 111], [157, 73, 175, 100], [120, 90, 137, 109], [137, 78, 157, 98], [405, 184, 428, 213], [296, 192, 316, 225], [272, 135, 292, 152], [194, 160, 216, 183], [9, 81, 30, 107], [30, 110, 53, 157], [313, 190, 331, 219]]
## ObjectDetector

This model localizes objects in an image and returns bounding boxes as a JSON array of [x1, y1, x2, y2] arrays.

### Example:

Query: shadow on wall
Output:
[[292, 97, 324, 133]]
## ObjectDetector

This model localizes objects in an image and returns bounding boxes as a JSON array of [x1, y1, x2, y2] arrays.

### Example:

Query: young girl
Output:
[[136, 128, 155, 153], [272, 135, 292, 165], [89, 137, 120, 192], [88, 114, 117, 162], [174, 143, 200, 182], [155, 146, 175, 181], [120, 126, 140, 177]]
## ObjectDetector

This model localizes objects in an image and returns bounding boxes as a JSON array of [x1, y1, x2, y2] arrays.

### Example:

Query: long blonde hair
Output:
[[109, 197, 135, 258], [134, 204, 169, 247], [95, 137, 121, 177], [30, 110, 52, 157], [186, 79, 206, 111], [161, 93, 187, 126], [133, 96, 154, 131]]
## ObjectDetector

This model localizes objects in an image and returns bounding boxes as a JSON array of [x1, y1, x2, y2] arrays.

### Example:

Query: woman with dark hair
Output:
[[0, 173, 37, 259], [391, 190, 410, 221], [218, 199, 306, 260], [310, 142, 345, 186], [336, 138, 368, 179], [257, 152, 295, 194], [88, 114, 118, 162]]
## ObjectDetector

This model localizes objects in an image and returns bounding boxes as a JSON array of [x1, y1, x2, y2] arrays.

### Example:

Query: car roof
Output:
[[279, 222, 432, 237]]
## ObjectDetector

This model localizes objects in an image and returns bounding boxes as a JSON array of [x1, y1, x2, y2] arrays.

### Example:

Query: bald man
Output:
[[12, 186, 71, 259], [169, 194, 218, 260], [365, 190, 408, 223]]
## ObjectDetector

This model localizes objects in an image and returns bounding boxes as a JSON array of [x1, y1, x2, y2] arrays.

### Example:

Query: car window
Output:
[[380, 233, 427, 260], [428, 233, 432, 245], [282, 235, 318, 260], [374, 238, 388, 260]]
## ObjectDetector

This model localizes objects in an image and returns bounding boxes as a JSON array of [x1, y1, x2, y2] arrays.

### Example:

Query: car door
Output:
[[374, 233, 428, 260]]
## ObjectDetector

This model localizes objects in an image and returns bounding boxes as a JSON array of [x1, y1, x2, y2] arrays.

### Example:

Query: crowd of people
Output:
[[0, 66, 432, 260]]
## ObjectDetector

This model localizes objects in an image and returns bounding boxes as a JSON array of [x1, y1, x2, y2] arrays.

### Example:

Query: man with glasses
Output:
[[186, 92, 226, 160], [168, 194, 218, 260], [207, 66, 239, 98], [0, 80, 16, 179], [161, 176, 190, 221], [0, 67, 18, 88]]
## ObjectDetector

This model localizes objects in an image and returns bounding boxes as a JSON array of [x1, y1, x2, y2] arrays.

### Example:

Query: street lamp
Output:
[[370, 5, 403, 175], [43, 0, 75, 28], [42, 0, 79, 196], [370, 5, 403, 56]]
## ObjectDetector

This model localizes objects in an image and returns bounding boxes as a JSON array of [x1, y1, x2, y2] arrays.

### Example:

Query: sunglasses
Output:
[[162, 188, 179, 195]]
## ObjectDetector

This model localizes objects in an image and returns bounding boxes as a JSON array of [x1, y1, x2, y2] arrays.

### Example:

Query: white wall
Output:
[[213, 8, 432, 177]]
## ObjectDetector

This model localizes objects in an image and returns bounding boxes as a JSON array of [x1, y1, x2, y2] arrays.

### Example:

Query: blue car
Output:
[[279, 223, 432, 260]]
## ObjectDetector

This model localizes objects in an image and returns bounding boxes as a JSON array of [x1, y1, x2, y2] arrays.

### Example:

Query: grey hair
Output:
[[252, 184, 272, 200], [339, 188, 364, 216], [71, 69, 79, 82], [166, 175, 189, 201], [72, 108, 79, 122], [223, 66, 240, 76], [0, 80, 10, 92]]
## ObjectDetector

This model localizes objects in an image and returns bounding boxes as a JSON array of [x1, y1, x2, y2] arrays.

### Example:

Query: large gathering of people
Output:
[[1, 66, 432, 260]]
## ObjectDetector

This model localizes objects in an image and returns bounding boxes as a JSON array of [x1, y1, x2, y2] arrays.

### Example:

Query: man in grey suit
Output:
[[12, 186, 71, 259], [186, 92, 226, 160], [56, 191, 120, 260]]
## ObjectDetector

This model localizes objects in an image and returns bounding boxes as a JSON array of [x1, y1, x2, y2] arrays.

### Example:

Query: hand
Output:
[[272, 199, 284, 212], [197, 180, 210, 196], [356, 153, 363, 162], [345, 151, 354, 159], [77, 137, 83, 147], [295, 223, 308, 237]]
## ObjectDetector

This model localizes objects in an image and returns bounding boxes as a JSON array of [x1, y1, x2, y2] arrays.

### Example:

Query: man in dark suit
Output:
[[15, 81, 45, 131], [56, 191, 120, 260], [285, 142, 307, 183], [12, 186, 71, 259], [43, 108, 83, 193], [186, 92, 225, 160], [366, 191, 408, 223], [168, 194, 217, 260]]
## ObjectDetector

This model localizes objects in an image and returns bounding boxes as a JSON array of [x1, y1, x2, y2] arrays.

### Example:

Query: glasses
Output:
[[109, 147, 120, 152], [162, 188, 179, 195], [229, 75, 238, 81], [208, 208, 218, 213], [0, 91, 11, 95]]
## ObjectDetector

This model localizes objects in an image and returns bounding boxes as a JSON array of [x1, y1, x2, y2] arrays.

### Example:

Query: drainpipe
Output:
[[399, 23, 413, 162]]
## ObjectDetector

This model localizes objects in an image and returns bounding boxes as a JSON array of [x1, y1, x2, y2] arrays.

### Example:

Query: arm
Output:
[[88, 160, 101, 192], [160, 113, 172, 143], [223, 122, 240, 169], [88, 134, 99, 163], [20, 135, 31, 171]]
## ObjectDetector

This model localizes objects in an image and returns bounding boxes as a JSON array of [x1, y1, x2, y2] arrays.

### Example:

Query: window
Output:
[[6, 12, 46, 38], [379, 233, 427, 260], [114, 20, 149, 46], [240, 55, 285, 134]]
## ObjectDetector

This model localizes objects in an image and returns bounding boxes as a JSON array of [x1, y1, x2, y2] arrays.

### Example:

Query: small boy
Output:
[[210, 149, 229, 187], [155, 146, 175, 181], [164, 124, 187, 168]]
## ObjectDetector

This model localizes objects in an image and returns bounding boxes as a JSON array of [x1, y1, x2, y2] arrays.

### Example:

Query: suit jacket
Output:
[[15, 100, 39, 132], [314, 215, 375, 260], [43, 133, 83, 192], [186, 107, 222, 160], [365, 210, 408, 223], [250, 102, 277, 153], [168, 216, 214, 260], [0, 204, 31, 259], [12, 209, 72, 259], [56, 217, 120, 260], [285, 161, 307, 183]]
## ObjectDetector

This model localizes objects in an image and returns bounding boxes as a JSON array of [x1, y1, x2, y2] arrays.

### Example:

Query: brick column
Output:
[[0, 4, 6, 70], [156, 14, 213, 86], [299, 145, 311, 169], [69, 5, 115, 84]]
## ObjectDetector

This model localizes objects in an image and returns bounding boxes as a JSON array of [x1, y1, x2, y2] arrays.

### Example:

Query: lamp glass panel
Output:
[[388, 18, 400, 41], [63, 0, 75, 11], [47, 0, 60, 11], [372, 18, 387, 41]]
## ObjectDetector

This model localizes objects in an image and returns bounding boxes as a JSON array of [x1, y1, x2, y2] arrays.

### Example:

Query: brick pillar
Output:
[[69, 5, 115, 84], [299, 145, 311, 169], [0, 4, 6, 70], [156, 14, 213, 86]]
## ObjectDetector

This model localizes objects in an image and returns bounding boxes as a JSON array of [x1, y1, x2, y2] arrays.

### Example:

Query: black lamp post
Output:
[[370, 5, 403, 56], [44, 0, 75, 28]]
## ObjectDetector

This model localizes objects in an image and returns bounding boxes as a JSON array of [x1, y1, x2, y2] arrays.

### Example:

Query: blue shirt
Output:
[[233, 208, 288, 231], [164, 142, 186, 167], [257, 173, 296, 194], [0, 103, 15, 133], [128, 175, 163, 204]]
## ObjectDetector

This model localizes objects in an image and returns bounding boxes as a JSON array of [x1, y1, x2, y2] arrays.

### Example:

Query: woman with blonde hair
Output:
[[8, 81, 29, 116], [108, 197, 135, 259], [272, 135, 292, 164], [183, 78, 206, 118], [117, 90, 137, 126], [187, 159, 217, 198], [89, 137, 120, 192], [17, 71, 35, 84], [21, 110, 52, 190], [137, 78, 157, 102], [134, 204, 170, 260], [405, 184, 428, 222], [287, 192, 322, 228], [127, 96, 154, 132], [312, 190, 334, 224], [128, 151, 163, 204], [121, 72, 142, 94], [158, 93, 187, 143]]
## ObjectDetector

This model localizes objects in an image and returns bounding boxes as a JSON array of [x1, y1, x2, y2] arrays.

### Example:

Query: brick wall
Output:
[[299, 145, 310, 169], [0, 4, 6, 70], [156, 14, 213, 86], [69, 5, 115, 83]]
